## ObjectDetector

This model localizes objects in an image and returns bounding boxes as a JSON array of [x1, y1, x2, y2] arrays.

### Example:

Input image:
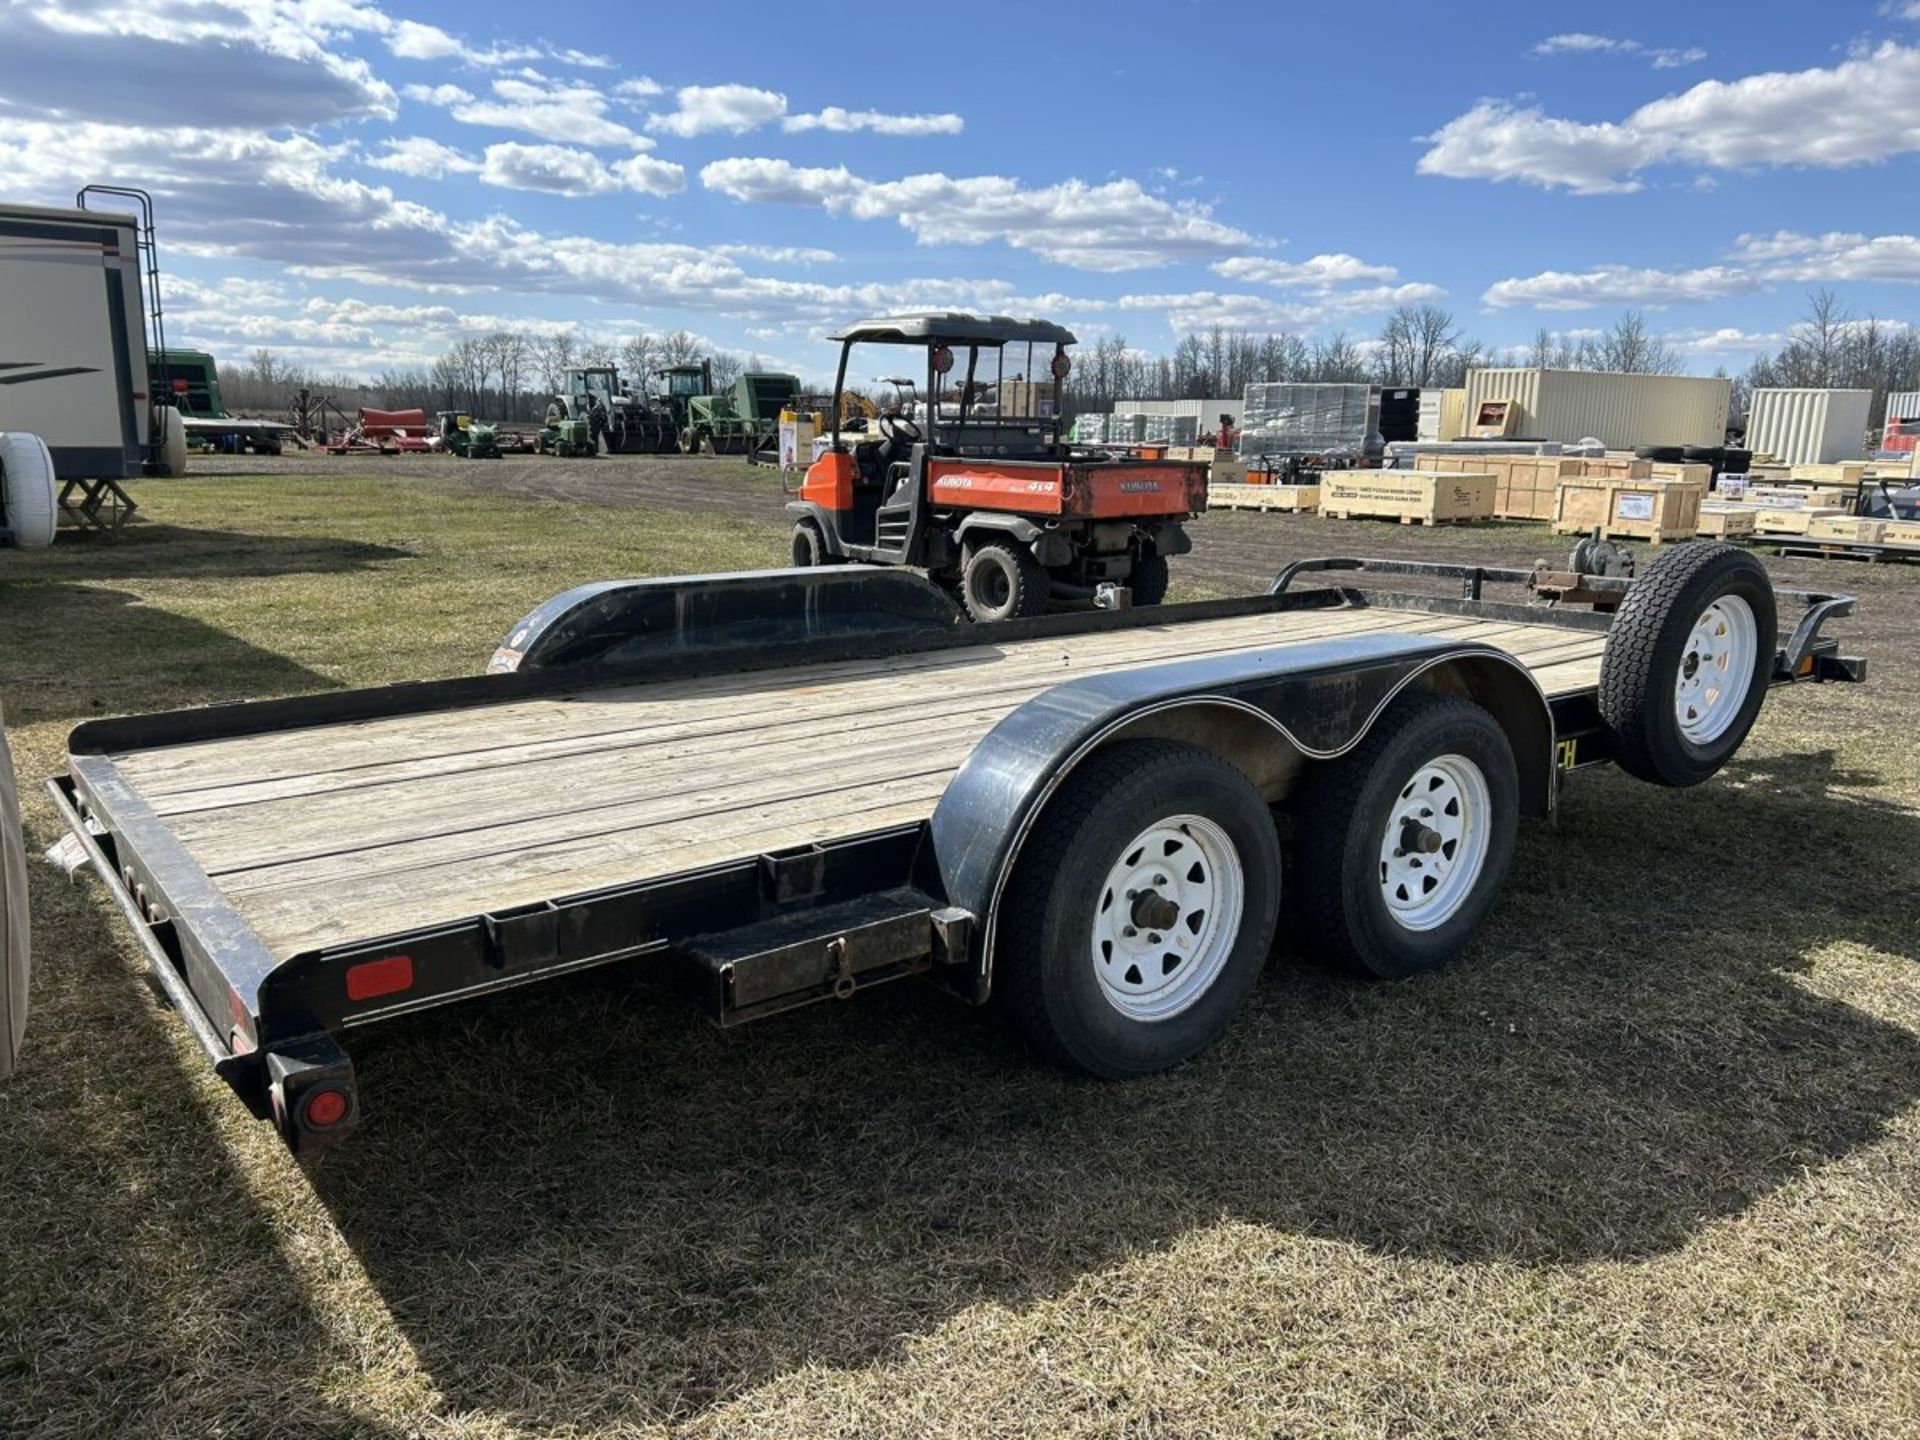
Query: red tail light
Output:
[[302, 1086, 350, 1129], [345, 953, 414, 1001]]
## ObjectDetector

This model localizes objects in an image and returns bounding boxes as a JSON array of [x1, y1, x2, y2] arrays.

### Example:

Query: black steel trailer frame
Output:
[[48, 556, 1863, 1156]]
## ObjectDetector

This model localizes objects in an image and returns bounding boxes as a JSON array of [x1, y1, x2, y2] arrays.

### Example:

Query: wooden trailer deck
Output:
[[104, 608, 1611, 960]]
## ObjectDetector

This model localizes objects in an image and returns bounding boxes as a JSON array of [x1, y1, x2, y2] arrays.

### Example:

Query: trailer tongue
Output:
[[45, 548, 1862, 1156]]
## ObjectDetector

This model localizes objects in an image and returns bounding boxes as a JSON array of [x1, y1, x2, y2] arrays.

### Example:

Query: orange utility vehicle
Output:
[[787, 313, 1207, 621]]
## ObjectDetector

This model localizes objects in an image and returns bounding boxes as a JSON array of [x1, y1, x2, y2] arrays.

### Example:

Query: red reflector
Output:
[[303, 1087, 349, 1129], [171, 378, 189, 393], [345, 953, 414, 1001]]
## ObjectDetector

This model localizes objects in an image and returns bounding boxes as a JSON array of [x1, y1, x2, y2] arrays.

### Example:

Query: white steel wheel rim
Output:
[[1674, 595, 1757, 745], [1091, 815, 1245, 1022], [1378, 755, 1491, 932]]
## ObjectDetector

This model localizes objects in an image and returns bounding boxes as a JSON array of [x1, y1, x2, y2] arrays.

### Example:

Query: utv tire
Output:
[[997, 740, 1282, 1077], [961, 538, 1048, 622], [1597, 542, 1776, 787], [1130, 552, 1171, 606], [1293, 693, 1519, 980], [791, 520, 825, 568]]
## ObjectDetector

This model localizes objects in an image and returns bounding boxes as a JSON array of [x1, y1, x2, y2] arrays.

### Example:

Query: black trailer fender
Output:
[[488, 565, 963, 672], [927, 633, 1556, 994]]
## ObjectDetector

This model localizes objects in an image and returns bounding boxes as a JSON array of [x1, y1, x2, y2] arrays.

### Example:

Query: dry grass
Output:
[[3, 471, 1919, 1439]]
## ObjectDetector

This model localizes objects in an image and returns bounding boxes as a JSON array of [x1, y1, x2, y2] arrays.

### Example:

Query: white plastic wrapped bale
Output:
[[1142, 414, 1199, 445], [1239, 383, 1378, 459]]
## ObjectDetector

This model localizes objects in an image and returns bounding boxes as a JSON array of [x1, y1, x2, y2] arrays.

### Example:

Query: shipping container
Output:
[[1745, 388, 1872, 466], [1883, 390, 1920, 454], [1416, 387, 1467, 442], [1461, 368, 1729, 449]]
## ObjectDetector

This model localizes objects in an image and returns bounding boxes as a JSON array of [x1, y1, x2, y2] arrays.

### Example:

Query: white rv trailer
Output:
[[0, 190, 184, 539]]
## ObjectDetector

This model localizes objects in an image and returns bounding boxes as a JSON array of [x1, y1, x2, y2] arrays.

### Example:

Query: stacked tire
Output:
[[0, 433, 57, 549]]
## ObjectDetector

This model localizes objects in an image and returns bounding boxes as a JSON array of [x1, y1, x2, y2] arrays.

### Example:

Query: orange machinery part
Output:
[[358, 407, 430, 438]]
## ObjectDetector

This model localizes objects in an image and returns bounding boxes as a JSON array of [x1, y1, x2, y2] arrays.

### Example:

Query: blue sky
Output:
[[4, 0, 1918, 382]]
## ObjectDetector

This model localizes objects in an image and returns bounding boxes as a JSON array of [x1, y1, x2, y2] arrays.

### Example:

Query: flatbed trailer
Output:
[[46, 546, 1862, 1155]]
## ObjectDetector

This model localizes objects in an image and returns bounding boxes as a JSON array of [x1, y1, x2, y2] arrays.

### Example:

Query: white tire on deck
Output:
[[156, 406, 187, 477], [0, 433, 58, 549]]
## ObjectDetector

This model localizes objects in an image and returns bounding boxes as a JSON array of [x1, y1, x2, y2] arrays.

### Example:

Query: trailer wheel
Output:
[[1598, 542, 1776, 787], [791, 519, 825, 567], [0, 432, 58, 549], [997, 740, 1282, 1077], [1129, 551, 1170, 605], [961, 538, 1048, 622], [1293, 693, 1519, 979]]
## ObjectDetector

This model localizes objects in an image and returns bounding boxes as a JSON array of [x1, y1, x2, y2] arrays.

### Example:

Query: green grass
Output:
[[3, 474, 1919, 1439]]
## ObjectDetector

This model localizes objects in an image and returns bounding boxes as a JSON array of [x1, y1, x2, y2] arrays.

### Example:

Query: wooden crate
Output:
[[1753, 506, 1846, 535], [1208, 481, 1317, 513], [1806, 515, 1885, 543], [1208, 454, 1245, 486], [1883, 520, 1920, 549], [1320, 470, 1494, 525], [1696, 507, 1757, 538], [1739, 484, 1854, 508], [1790, 462, 1867, 485], [1647, 461, 1712, 487], [1579, 457, 1653, 479], [1425, 454, 1577, 520], [1553, 477, 1704, 544]]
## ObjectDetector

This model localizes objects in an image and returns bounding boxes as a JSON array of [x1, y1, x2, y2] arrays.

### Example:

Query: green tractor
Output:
[[550, 366, 676, 454], [534, 414, 596, 457], [662, 363, 802, 455], [436, 411, 501, 459]]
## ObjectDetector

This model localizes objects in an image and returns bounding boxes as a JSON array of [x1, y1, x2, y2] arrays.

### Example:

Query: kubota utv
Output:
[[787, 313, 1206, 621]]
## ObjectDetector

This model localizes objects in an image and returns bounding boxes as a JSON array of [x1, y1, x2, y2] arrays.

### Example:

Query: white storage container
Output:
[[1745, 388, 1872, 466], [1460, 368, 1729, 448]]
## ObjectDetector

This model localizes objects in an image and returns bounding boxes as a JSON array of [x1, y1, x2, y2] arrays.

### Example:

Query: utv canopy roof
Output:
[[829, 312, 1078, 347]]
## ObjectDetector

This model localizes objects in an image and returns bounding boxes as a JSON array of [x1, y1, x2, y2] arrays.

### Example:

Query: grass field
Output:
[[3, 471, 1919, 1439]]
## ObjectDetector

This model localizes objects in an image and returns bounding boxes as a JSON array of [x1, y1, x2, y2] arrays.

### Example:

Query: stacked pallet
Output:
[[1207, 481, 1319, 513]]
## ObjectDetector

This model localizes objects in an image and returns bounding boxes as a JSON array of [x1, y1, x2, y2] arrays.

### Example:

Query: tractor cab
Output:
[[788, 312, 1205, 621]]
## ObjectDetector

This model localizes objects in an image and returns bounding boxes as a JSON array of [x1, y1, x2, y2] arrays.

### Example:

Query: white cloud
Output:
[[1534, 33, 1638, 55], [716, 243, 837, 264], [387, 18, 462, 59], [414, 74, 653, 148], [1482, 264, 1759, 310], [1213, 254, 1400, 288], [1417, 102, 1659, 195], [0, 0, 395, 127], [615, 76, 664, 97], [1424, 42, 1920, 192], [477, 142, 683, 197], [699, 158, 1256, 271], [648, 84, 788, 137], [1734, 230, 1920, 284], [782, 107, 964, 136], [1114, 283, 1444, 334], [365, 135, 482, 178], [1664, 327, 1783, 357], [1532, 33, 1706, 67]]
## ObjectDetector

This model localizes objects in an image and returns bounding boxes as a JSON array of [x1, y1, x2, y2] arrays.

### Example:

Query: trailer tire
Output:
[[1293, 693, 1519, 980], [156, 407, 188, 476], [961, 538, 1049, 622], [997, 740, 1282, 1077], [1598, 542, 1776, 787], [0, 432, 58, 549], [790, 519, 825, 567], [1130, 551, 1171, 605]]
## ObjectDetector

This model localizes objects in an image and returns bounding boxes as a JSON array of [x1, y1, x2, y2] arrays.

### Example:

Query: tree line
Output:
[[1058, 305, 1687, 418], [217, 329, 764, 425]]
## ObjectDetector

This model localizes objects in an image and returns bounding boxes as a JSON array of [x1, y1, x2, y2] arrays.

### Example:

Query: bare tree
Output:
[[707, 350, 743, 390], [659, 329, 704, 366], [1377, 304, 1461, 386], [534, 330, 580, 395], [1599, 311, 1684, 375], [620, 331, 661, 385]]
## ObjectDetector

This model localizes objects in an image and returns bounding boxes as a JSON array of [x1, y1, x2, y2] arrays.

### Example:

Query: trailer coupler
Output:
[[676, 888, 973, 1026]]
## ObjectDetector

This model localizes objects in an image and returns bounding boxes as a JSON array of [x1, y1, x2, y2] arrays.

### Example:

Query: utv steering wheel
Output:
[[878, 411, 922, 444]]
